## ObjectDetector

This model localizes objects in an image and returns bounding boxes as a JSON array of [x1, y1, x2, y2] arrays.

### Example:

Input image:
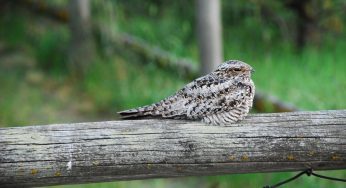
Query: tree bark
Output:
[[196, 0, 223, 75], [1, 110, 345, 187], [68, 0, 94, 76], [286, 0, 320, 50]]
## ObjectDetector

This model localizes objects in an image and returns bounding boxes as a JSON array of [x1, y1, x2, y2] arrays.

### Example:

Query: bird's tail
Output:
[[117, 104, 158, 119]]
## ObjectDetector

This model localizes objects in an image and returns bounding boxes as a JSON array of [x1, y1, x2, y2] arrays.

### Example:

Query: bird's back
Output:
[[118, 60, 255, 125]]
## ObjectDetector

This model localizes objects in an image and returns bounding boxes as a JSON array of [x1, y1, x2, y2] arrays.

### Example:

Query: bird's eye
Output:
[[233, 68, 241, 72]]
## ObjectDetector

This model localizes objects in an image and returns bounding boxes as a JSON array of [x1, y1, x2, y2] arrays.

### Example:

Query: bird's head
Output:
[[214, 60, 254, 79]]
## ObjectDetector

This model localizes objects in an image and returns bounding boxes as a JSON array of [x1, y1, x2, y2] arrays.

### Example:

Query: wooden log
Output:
[[1, 110, 345, 187]]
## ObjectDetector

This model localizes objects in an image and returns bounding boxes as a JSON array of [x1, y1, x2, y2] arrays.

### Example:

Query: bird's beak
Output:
[[251, 69, 255, 73]]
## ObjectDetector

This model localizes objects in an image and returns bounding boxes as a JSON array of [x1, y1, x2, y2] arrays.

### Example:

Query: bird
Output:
[[118, 60, 255, 125]]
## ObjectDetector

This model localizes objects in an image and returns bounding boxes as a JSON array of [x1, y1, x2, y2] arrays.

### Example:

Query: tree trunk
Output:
[[286, 0, 320, 50], [68, 0, 94, 76], [196, 0, 223, 75]]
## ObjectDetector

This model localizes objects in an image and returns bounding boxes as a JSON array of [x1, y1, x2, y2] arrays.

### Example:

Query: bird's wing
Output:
[[154, 74, 220, 118], [134, 74, 252, 120], [181, 75, 252, 119]]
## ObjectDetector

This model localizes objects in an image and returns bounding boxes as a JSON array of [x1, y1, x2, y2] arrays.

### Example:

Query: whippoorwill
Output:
[[118, 60, 255, 125]]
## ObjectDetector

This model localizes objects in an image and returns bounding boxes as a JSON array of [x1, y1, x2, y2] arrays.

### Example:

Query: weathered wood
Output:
[[1, 110, 345, 187]]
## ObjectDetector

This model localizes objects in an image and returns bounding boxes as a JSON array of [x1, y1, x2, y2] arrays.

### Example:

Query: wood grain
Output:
[[1, 110, 345, 187]]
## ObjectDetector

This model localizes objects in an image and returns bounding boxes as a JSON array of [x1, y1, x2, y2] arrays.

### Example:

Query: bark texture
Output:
[[1, 110, 345, 187]]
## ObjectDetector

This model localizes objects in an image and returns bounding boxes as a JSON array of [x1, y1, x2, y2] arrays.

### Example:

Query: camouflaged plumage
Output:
[[118, 60, 255, 125]]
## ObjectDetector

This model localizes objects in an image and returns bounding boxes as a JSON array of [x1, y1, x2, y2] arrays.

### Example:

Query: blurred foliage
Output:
[[83, 56, 185, 116], [34, 28, 69, 73], [0, 0, 345, 187]]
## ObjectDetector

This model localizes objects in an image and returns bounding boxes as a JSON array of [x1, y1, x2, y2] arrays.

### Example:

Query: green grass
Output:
[[205, 170, 346, 188], [0, 68, 85, 126], [227, 41, 346, 110], [50, 171, 346, 188], [113, 7, 346, 111], [83, 56, 186, 116]]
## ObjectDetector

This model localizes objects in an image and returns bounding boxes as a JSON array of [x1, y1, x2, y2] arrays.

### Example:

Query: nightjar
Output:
[[118, 60, 255, 125]]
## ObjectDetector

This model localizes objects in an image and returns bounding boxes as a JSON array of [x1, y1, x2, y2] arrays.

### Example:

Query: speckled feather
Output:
[[118, 60, 255, 125]]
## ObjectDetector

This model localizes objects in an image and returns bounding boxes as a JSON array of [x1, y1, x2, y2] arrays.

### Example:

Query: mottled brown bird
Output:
[[118, 60, 255, 125]]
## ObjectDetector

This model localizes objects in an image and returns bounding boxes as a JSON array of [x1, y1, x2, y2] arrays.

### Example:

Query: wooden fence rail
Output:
[[1, 110, 345, 187]]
